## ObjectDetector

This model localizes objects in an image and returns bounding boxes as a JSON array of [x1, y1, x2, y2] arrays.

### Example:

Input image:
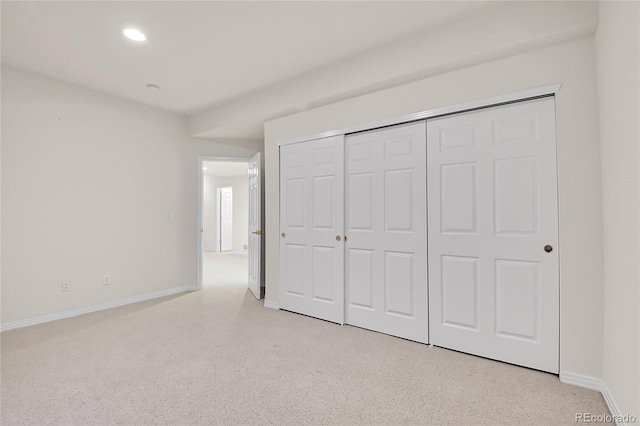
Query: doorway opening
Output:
[[200, 159, 249, 290], [216, 186, 233, 252], [198, 154, 263, 299]]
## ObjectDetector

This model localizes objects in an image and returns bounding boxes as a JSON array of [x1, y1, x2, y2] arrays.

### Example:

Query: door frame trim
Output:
[[277, 84, 561, 147], [197, 156, 252, 290]]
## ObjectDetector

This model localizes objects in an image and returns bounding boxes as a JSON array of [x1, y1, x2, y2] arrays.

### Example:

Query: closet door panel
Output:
[[427, 97, 559, 373], [345, 121, 428, 343], [279, 136, 345, 324]]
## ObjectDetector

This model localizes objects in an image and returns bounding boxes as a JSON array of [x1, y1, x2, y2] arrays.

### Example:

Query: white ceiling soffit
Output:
[[203, 161, 247, 177], [189, 1, 597, 140], [1, 1, 493, 116]]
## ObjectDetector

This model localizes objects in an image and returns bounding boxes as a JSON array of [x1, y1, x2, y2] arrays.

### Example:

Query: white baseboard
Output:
[[600, 382, 626, 426], [560, 371, 602, 391], [1, 285, 197, 332], [560, 371, 630, 426], [264, 299, 280, 310]]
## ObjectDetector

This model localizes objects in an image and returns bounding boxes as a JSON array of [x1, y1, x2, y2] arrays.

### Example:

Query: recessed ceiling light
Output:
[[123, 28, 146, 42], [146, 83, 161, 90], [203, 167, 208, 171]]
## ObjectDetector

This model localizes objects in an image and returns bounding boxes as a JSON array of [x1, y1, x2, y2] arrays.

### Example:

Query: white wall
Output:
[[1, 66, 261, 325], [265, 37, 603, 380], [203, 173, 248, 253], [595, 1, 640, 419]]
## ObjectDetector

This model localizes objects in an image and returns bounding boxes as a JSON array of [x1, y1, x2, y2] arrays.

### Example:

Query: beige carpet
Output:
[[1, 253, 611, 425]]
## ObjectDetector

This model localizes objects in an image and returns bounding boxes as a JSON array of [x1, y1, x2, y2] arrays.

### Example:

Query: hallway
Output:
[[203, 252, 248, 288]]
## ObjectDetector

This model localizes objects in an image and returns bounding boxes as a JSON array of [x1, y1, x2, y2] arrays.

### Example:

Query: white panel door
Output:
[[427, 97, 559, 373], [279, 136, 345, 324], [219, 187, 233, 252], [248, 153, 262, 299], [345, 122, 428, 343]]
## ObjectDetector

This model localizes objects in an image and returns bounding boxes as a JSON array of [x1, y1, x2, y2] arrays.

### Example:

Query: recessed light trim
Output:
[[123, 28, 146, 42]]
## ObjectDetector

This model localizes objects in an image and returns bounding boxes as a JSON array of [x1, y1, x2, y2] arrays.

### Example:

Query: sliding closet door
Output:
[[279, 136, 345, 324], [427, 97, 559, 373], [345, 122, 428, 343]]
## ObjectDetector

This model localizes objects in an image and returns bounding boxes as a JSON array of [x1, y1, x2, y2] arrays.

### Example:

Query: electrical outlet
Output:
[[103, 275, 111, 285], [62, 281, 70, 292]]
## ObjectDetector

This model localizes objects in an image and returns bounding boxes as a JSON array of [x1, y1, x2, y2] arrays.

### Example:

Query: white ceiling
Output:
[[203, 161, 247, 177], [1, 1, 493, 117]]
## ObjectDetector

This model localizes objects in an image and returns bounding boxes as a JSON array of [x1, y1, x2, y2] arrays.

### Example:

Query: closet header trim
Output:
[[277, 84, 561, 147]]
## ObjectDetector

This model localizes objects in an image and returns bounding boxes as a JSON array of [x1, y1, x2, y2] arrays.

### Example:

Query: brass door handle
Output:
[[336, 235, 341, 241], [281, 232, 286, 238], [544, 245, 553, 253], [252, 230, 263, 235]]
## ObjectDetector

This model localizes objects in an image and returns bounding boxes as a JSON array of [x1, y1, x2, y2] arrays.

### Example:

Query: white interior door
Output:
[[427, 97, 559, 373], [248, 153, 262, 299], [279, 136, 345, 324], [345, 122, 428, 343], [219, 187, 233, 252]]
